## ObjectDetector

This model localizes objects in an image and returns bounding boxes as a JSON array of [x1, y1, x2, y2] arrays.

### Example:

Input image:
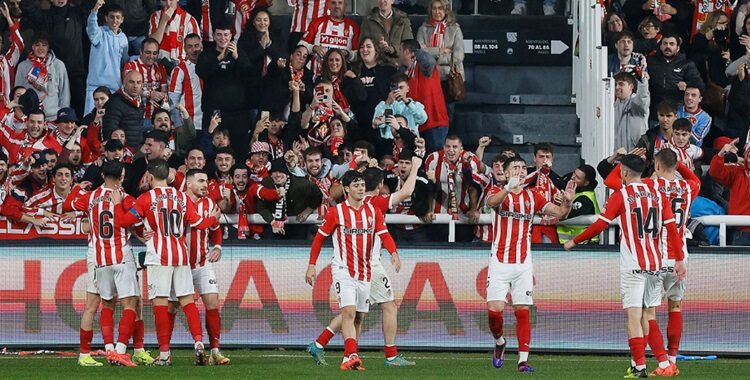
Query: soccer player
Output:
[[307, 156, 422, 367], [305, 170, 401, 371], [604, 149, 700, 375], [68, 161, 141, 366], [484, 156, 575, 373], [184, 168, 230, 365], [564, 154, 686, 378], [117, 158, 221, 366]]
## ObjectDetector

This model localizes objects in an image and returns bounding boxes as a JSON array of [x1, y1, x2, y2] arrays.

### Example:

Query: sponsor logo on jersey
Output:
[[320, 34, 348, 47]]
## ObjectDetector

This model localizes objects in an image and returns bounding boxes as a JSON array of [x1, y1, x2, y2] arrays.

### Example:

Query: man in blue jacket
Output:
[[85, 0, 129, 115]]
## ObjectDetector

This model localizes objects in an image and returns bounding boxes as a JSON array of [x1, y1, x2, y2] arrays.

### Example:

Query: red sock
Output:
[[647, 320, 668, 363], [182, 302, 204, 343], [117, 309, 137, 346], [487, 310, 504, 340], [205, 309, 221, 349], [667, 311, 683, 357], [133, 320, 145, 349], [343, 338, 357, 357], [384, 345, 398, 359], [80, 329, 93, 354], [168, 312, 177, 336], [514, 308, 531, 353], [316, 327, 335, 348], [153, 305, 171, 352], [628, 337, 646, 366], [100, 307, 115, 346]]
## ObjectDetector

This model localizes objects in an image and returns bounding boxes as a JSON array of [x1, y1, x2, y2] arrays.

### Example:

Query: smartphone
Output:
[[260, 111, 270, 120], [212, 109, 221, 118], [389, 83, 399, 92], [384, 109, 393, 117]]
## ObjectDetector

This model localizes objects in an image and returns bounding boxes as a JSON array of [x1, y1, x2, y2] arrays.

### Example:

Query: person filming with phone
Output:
[[372, 73, 427, 141]]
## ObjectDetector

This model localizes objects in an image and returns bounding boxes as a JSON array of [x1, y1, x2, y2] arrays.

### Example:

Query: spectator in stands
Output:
[[107, 128, 135, 163], [637, 100, 677, 161], [263, 44, 314, 113], [320, 48, 366, 113], [251, 112, 300, 162], [197, 22, 252, 158], [85, 1, 128, 115], [725, 59, 750, 138], [602, 12, 628, 50], [108, 0, 158, 56], [151, 106, 196, 160], [238, 7, 285, 116], [646, 34, 704, 118], [20, 0, 87, 116], [0, 108, 62, 166], [676, 86, 712, 147], [230, 162, 282, 240], [511, 0, 558, 16], [211, 146, 236, 183], [390, 148, 434, 242], [557, 164, 600, 244], [709, 138, 750, 244], [168, 33, 204, 144], [302, 146, 340, 218], [372, 73, 427, 142], [659, 118, 703, 171], [124, 130, 169, 195], [1, 151, 51, 226], [0, 3, 22, 113], [103, 70, 145, 148], [608, 31, 647, 75], [360, 0, 414, 67], [614, 70, 650, 151], [51, 107, 94, 164], [690, 10, 731, 89], [82, 86, 110, 126], [123, 38, 169, 130], [15, 35, 71, 121], [634, 15, 662, 56], [1, 87, 27, 131], [81, 139, 127, 188], [286, 0, 328, 52], [622, 0, 693, 42], [731, 12, 750, 60], [399, 39, 448, 152], [257, 158, 322, 239], [417, 0, 464, 119], [149, 0, 200, 66], [298, 0, 359, 79], [528, 143, 566, 244], [351, 37, 397, 143], [246, 141, 272, 182], [300, 80, 351, 151]]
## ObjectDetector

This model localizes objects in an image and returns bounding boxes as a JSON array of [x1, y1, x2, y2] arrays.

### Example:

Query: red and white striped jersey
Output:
[[185, 196, 222, 269], [530, 170, 561, 226], [654, 140, 703, 171], [72, 186, 136, 267], [318, 200, 388, 281], [308, 173, 336, 217], [149, 7, 200, 62], [169, 59, 203, 128], [646, 176, 699, 261], [599, 183, 675, 271], [487, 187, 550, 264], [0, 22, 23, 107], [300, 16, 360, 78], [424, 150, 489, 214], [474, 183, 499, 243], [289, 0, 328, 33], [25, 185, 68, 215], [125, 186, 218, 266], [123, 58, 168, 120], [364, 193, 396, 263]]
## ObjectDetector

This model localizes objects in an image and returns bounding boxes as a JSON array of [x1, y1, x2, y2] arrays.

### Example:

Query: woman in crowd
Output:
[[603, 12, 629, 50], [319, 48, 366, 116], [690, 10, 732, 88], [351, 37, 397, 144]]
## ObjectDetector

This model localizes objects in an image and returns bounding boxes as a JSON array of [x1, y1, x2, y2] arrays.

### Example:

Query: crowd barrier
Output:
[[1, 243, 748, 354]]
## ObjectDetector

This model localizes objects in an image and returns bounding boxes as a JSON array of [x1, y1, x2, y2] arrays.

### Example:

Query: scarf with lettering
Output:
[[272, 178, 291, 221], [429, 19, 447, 49], [331, 76, 350, 112], [236, 188, 250, 239], [445, 160, 459, 220], [26, 52, 50, 93]]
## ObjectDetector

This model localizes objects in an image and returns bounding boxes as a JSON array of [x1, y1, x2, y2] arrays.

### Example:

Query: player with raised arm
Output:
[[184, 168, 230, 365], [116, 159, 221, 366], [305, 170, 401, 371], [604, 149, 700, 375], [484, 156, 575, 373], [564, 154, 686, 378], [307, 155, 423, 367]]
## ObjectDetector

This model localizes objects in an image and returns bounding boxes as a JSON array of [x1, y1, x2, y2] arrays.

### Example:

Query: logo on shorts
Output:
[[526, 291, 533, 296], [365, 299, 370, 305], [208, 279, 217, 285]]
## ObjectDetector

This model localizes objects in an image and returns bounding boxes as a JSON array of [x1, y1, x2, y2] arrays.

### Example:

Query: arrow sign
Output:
[[551, 40, 569, 55]]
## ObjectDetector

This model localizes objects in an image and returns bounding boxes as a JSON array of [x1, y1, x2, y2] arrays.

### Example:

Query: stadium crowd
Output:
[[0, 0, 747, 246]]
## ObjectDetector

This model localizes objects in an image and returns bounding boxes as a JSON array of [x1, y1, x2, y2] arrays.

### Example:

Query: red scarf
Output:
[[236, 188, 250, 239], [331, 76, 350, 112], [429, 19, 446, 48], [290, 66, 304, 81], [26, 52, 49, 93], [117, 89, 141, 109]]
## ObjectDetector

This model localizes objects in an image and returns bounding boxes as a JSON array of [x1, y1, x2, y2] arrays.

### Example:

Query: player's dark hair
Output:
[[341, 170, 365, 188], [654, 149, 678, 170], [534, 143, 554, 155], [147, 158, 170, 180], [101, 160, 124, 180], [363, 167, 384, 192], [502, 156, 526, 171], [185, 168, 207, 180], [230, 163, 250, 177], [185, 146, 204, 158], [620, 154, 645, 174], [352, 140, 375, 157], [672, 118, 692, 133]]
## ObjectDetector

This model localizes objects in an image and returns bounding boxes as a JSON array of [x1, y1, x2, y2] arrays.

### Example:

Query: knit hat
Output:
[[269, 159, 289, 176]]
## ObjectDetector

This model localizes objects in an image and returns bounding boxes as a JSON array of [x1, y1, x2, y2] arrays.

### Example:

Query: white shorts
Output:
[[621, 270, 661, 308], [486, 260, 534, 306], [192, 264, 219, 295], [95, 262, 140, 301], [369, 261, 394, 304], [661, 266, 686, 302], [332, 265, 371, 313], [147, 265, 195, 300], [86, 260, 99, 295]]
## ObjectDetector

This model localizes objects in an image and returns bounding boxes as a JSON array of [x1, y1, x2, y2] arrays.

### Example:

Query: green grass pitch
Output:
[[3, 349, 750, 379]]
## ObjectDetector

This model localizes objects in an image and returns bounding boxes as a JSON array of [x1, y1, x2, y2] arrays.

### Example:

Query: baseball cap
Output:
[[250, 141, 271, 155], [30, 151, 48, 168], [56, 107, 79, 123]]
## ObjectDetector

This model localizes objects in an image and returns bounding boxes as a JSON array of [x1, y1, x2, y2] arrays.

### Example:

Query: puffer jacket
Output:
[[646, 52, 704, 111]]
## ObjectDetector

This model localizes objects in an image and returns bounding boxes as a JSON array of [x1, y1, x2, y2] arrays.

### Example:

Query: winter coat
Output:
[[15, 51, 70, 121], [416, 21, 465, 80], [360, 7, 414, 67]]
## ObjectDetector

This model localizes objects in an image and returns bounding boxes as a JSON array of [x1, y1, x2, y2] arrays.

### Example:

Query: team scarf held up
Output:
[[273, 178, 291, 221], [26, 52, 50, 93], [429, 18, 447, 49]]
